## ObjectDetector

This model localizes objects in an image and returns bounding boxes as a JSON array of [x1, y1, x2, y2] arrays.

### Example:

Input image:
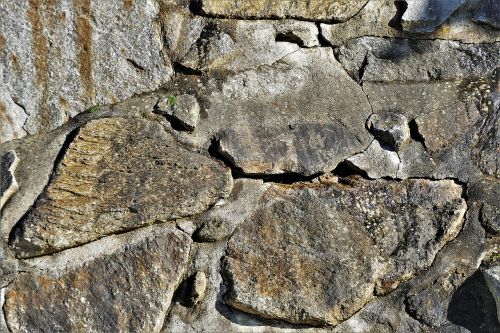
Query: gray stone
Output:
[[0, 150, 19, 210], [401, 0, 466, 33], [320, 0, 500, 45], [473, 0, 500, 29], [337, 37, 500, 82], [224, 178, 466, 326], [191, 271, 208, 307], [397, 140, 436, 179], [366, 113, 410, 150], [4, 224, 191, 333], [199, 0, 369, 22], [0, 0, 173, 143], [347, 139, 400, 179], [481, 203, 500, 234], [274, 20, 319, 47], [482, 266, 500, 322], [9, 117, 232, 258], [196, 179, 269, 242], [157, 94, 200, 131]]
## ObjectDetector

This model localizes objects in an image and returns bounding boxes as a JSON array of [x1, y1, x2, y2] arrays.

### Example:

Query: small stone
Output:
[[482, 266, 500, 322], [401, 0, 466, 33], [366, 113, 410, 150], [473, 0, 500, 29], [274, 21, 319, 47], [0, 150, 19, 210], [481, 204, 500, 234], [190, 271, 208, 307], [158, 94, 200, 131], [347, 140, 400, 179]]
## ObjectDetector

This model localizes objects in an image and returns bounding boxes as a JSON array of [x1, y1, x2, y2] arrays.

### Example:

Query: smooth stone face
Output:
[[4, 225, 191, 333], [0, 0, 172, 142], [9, 117, 231, 258], [473, 0, 500, 29], [0, 150, 19, 210], [224, 178, 466, 326], [367, 113, 410, 150], [397, 140, 436, 179], [347, 139, 400, 179], [200, 0, 369, 22], [157, 94, 200, 131], [401, 0, 466, 33], [337, 37, 500, 82]]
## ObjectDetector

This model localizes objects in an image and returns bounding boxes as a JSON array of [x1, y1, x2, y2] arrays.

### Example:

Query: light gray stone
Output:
[[483, 266, 500, 322], [347, 139, 400, 179], [397, 140, 436, 179], [274, 20, 319, 47], [157, 94, 200, 131], [366, 113, 410, 151], [0, 150, 19, 210], [0, 0, 173, 143], [224, 178, 466, 326], [401, 0, 466, 33]]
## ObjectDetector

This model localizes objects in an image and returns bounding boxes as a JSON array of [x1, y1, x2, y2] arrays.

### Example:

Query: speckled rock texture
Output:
[[0, 1, 499, 332]]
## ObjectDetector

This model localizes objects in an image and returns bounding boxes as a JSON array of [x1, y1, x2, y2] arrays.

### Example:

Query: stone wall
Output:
[[0, 0, 499, 332]]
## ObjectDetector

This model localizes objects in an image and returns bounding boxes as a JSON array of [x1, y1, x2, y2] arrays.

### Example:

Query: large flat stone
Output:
[[0, 0, 172, 143], [4, 224, 191, 333], [200, 0, 369, 22], [223, 177, 466, 326], [9, 117, 231, 258], [401, 0, 466, 33]]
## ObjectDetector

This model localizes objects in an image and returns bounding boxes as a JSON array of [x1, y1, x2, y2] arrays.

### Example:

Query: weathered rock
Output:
[[9, 117, 231, 258], [0, 0, 172, 143], [0, 150, 19, 210], [157, 94, 200, 131], [401, 0, 466, 33], [199, 0, 369, 22], [481, 203, 500, 234], [473, 0, 500, 29], [482, 266, 500, 322], [0, 86, 28, 143], [224, 178, 466, 326], [347, 140, 400, 179], [196, 179, 268, 242], [337, 37, 500, 82], [190, 271, 208, 307], [366, 113, 410, 151], [4, 224, 191, 333], [274, 20, 319, 47], [397, 140, 436, 179], [320, 0, 500, 45]]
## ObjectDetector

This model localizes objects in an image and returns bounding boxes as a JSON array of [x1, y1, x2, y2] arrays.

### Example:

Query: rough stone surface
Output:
[[482, 266, 500, 322], [4, 224, 191, 333], [401, 0, 466, 33], [224, 177, 466, 326], [366, 113, 410, 151], [473, 0, 500, 29], [0, 150, 19, 210], [157, 94, 200, 131], [200, 0, 369, 22], [347, 140, 400, 179], [9, 117, 231, 258], [0, 0, 172, 143]]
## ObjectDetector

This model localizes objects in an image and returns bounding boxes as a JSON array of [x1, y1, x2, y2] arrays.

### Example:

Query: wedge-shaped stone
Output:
[[200, 0, 368, 22], [9, 117, 231, 258], [4, 225, 191, 333], [223, 178, 466, 326]]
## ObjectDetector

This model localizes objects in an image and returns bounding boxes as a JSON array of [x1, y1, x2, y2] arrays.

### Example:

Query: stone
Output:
[[4, 224, 191, 333], [366, 113, 410, 150], [481, 203, 500, 234], [320, 0, 500, 45], [0, 0, 172, 142], [401, 0, 466, 33], [9, 117, 232, 258], [196, 179, 269, 242], [397, 140, 436, 179], [336, 37, 500, 82], [157, 94, 200, 131], [0, 150, 19, 210], [347, 139, 400, 179], [473, 0, 500, 29], [223, 177, 466, 326], [482, 266, 500, 322], [274, 20, 319, 47], [199, 0, 369, 22], [190, 271, 208, 307]]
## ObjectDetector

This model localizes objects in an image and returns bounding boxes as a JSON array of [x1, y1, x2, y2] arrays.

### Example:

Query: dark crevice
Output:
[[332, 160, 370, 179], [170, 273, 200, 307], [275, 32, 305, 47], [408, 119, 428, 150], [316, 22, 333, 47], [389, 0, 408, 30], [208, 138, 322, 184], [358, 52, 369, 83], [153, 103, 190, 132], [173, 62, 202, 76], [125, 58, 145, 71]]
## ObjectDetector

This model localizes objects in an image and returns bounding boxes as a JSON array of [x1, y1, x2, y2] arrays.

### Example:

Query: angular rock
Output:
[[196, 179, 269, 242], [473, 0, 500, 29], [337, 37, 500, 82], [481, 203, 500, 234], [157, 94, 200, 131], [483, 266, 500, 322], [0, 87, 28, 144], [0, 0, 172, 142], [347, 140, 400, 179], [0, 150, 19, 210], [4, 225, 191, 333], [224, 178, 466, 326], [274, 20, 319, 47], [190, 271, 208, 307], [320, 0, 500, 45], [397, 140, 436, 179], [366, 113, 410, 150], [9, 117, 231, 258], [200, 0, 369, 22], [401, 0, 466, 33]]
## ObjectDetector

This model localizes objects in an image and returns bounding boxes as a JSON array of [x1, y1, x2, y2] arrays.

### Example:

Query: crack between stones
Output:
[[342, 35, 500, 47]]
